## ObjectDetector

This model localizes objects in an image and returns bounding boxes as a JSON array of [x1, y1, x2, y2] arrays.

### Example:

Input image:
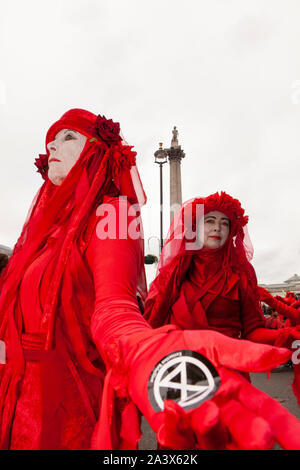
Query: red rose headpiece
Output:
[[192, 191, 248, 237], [86, 114, 122, 146], [34, 154, 48, 180], [34, 109, 138, 184], [45, 108, 115, 151]]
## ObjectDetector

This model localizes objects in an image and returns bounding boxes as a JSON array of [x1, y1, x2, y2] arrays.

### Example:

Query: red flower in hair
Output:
[[192, 192, 248, 235], [111, 144, 137, 178], [87, 115, 122, 145], [34, 154, 48, 180], [204, 192, 248, 226]]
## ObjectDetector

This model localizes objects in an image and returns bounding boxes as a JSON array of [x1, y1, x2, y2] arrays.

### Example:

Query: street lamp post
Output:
[[154, 143, 167, 253]]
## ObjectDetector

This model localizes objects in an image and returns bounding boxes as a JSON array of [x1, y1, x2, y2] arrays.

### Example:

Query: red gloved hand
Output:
[[273, 325, 300, 348], [258, 286, 273, 303], [113, 327, 300, 450]]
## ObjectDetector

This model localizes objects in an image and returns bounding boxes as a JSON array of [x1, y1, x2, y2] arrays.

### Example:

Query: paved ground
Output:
[[251, 369, 300, 420], [139, 368, 299, 450]]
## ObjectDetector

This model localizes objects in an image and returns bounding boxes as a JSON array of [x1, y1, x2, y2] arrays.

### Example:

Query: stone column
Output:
[[166, 127, 185, 223]]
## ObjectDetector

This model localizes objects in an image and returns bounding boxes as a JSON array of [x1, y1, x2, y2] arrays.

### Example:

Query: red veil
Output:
[[0, 109, 147, 446], [144, 191, 258, 328]]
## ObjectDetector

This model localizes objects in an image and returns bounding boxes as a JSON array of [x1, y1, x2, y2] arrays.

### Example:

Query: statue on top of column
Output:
[[171, 126, 179, 148]]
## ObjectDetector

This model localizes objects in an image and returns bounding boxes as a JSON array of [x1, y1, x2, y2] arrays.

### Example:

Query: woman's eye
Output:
[[65, 134, 74, 140]]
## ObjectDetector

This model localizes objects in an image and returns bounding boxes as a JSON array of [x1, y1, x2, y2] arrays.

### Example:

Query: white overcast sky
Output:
[[0, 0, 299, 285]]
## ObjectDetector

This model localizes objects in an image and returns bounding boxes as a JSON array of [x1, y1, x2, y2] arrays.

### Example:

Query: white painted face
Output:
[[47, 128, 87, 185], [203, 210, 230, 249]]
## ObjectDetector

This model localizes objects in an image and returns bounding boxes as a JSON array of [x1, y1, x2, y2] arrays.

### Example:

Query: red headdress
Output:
[[0, 108, 147, 376], [144, 191, 257, 327], [34, 108, 146, 206]]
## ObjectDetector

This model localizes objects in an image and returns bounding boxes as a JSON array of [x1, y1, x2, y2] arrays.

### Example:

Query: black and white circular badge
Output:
[[148, 350, 221, 412]]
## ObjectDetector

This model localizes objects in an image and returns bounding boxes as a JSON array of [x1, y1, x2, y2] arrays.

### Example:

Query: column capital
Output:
[[166, 146, 185, 161]]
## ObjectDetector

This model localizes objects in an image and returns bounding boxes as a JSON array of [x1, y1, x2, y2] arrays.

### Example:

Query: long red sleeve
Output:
[[243, 286, 300, 347], [85, 197, 151, 362], [246, 327, 282, 345], [246, 324, 300, 351]]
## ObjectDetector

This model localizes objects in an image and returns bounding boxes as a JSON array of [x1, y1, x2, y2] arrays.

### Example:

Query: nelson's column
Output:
[[166, 126, 185, 222]]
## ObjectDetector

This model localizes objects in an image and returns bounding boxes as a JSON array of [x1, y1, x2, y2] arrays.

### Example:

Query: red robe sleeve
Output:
[[85, 196, 151, 449], [85, 197, 151, 359], [240, 281, 300, 346]]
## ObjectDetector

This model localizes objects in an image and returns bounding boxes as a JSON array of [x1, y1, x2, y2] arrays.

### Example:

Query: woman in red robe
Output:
[[0, 108, 149, 449], [144, 193, 300, 400], [0, 112, 300, 450]]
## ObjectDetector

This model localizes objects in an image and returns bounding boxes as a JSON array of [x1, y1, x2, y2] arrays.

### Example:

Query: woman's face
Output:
[[47, 128, 87, 185], [203, 210, 230, 249]]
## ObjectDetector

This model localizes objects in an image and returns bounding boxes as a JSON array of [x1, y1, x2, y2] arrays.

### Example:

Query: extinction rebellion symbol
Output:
[[148, 350, 221, 412]]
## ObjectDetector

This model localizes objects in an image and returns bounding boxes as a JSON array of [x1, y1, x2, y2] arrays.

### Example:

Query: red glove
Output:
[[272, 325, 300, 348], [107, 327, 300, 450]]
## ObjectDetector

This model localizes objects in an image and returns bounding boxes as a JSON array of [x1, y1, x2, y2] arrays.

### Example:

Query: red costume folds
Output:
[[1, 116, 300, 450]]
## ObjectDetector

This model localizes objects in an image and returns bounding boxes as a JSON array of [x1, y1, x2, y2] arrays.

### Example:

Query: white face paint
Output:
[[47, 128, 87, 185], [203, 211, 230, 249]]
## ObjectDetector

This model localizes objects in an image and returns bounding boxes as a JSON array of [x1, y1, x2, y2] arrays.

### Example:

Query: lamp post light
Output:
[[144, 236, 160, 265], [154, 143, 168, 253]]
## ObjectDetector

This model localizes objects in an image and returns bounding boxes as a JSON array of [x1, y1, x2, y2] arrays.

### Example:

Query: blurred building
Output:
[[0, 244, 12, 257], [259, 274, 300, 296]]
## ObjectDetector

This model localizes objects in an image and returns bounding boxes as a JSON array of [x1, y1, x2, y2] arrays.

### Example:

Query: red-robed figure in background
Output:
[[144, 193, 300, 349], [144, 194, 300, 431], [0, 110, 300, 450], [258, 287, 300, 327]]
